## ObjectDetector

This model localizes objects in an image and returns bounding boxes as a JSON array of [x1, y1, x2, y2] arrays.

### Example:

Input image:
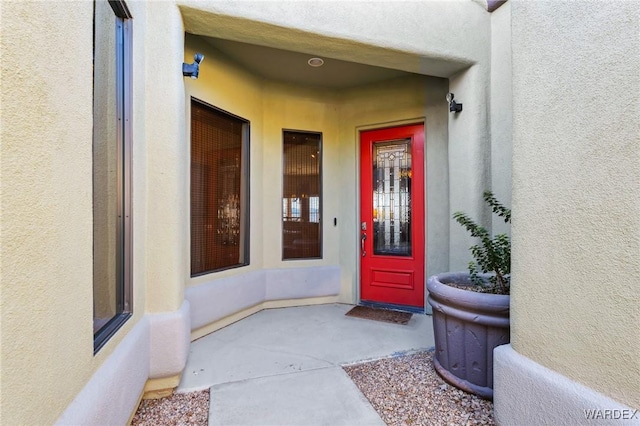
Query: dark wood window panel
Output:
[[282, 130, 322, 260], [191, 99, 249, 275]]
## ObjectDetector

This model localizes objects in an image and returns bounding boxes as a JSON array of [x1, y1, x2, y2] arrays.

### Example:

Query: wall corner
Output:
[[147, 301, 191, 385], [494, 344, 639, 425]]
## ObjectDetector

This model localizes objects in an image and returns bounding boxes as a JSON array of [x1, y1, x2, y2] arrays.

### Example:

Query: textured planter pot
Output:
[[427, 272, 510, 400]]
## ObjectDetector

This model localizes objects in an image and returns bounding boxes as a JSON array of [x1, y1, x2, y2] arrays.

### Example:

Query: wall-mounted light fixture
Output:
[[446, 92, 463, 113], [183, 53, 204, 79]]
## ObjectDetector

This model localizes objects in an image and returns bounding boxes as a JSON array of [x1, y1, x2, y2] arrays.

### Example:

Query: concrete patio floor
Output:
[[177, 303, 434, 426]]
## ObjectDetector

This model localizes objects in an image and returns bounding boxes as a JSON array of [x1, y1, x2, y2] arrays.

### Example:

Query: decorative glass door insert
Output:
[[372, 140, 412, 257]]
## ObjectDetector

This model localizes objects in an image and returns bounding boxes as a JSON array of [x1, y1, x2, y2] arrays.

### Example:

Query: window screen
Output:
[[191, 99, 249, 275], [282, 131, 322, 260]]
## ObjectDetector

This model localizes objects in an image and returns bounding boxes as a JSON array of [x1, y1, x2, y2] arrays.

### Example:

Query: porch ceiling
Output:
[[202, 36, 413, 89], [178, 5, 473, 81]]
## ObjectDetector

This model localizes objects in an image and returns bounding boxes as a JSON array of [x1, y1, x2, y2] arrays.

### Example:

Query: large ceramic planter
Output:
[[427, 272, 510, 400]]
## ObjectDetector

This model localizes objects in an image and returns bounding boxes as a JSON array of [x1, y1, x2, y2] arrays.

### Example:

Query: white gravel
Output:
[[132, 350, 493, 425], [343, 350, 495, 426], [131, 390, 209, 426]]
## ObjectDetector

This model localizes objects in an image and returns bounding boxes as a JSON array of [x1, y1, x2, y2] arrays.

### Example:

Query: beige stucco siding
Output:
[[1, 3, 95, 423], [261, 81, 341, 268], [0, 2, 144, 424], [177, 1, 486, 77], [1, 1, 190, 423], [489, 1, 512, 236], [143, 2, 189, 313], [510, 1, 640, 408]]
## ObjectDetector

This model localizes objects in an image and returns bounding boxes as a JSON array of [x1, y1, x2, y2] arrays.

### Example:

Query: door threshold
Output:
[[359, 300, 425, 315]]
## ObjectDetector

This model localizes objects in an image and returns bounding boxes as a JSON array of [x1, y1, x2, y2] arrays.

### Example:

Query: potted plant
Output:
[[427, 191, 511, 400]]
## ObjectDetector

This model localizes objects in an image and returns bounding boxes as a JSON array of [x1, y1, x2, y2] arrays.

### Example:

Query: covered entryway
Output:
[[184, 31, 450, 323]]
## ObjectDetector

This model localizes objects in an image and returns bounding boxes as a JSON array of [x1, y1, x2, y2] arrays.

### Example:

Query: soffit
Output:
[[179, 6, 472, 79], [202, 36, 413, 89]]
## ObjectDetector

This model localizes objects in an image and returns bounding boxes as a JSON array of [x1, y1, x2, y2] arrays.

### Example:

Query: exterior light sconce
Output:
[[183, 53, 204, 79], [446, 92, 463, 113]]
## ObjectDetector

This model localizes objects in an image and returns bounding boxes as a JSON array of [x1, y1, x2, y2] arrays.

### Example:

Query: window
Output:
[[93, 0, 132, 353], [191, 99, 250, 275], [282, 130, 322, 260]]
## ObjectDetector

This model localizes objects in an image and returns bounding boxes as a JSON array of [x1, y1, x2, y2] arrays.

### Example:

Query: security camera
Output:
[[183, 53, 205, 79], [446, 92, 462, 113]]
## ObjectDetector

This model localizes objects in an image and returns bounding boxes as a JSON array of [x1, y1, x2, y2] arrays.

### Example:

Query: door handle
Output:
[[361, 233, 367, 257]]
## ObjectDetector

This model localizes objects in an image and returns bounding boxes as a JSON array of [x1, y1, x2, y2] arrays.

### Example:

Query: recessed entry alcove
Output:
[[182, 17, 456, 337]]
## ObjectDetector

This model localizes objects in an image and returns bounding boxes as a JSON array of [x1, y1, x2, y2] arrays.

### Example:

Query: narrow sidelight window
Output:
[[93, 0, 133, 353], [282, 130, 322, 260], [191, 99, 250, 275]]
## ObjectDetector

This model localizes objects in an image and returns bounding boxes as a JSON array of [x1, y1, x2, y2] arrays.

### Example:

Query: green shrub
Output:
[[453, 191, 511, 294]]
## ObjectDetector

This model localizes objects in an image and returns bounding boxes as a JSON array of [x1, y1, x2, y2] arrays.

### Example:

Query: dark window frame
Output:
[[190, 98, 251, 277], [93, 0, 133, 354], [282, 129, 323, 261]]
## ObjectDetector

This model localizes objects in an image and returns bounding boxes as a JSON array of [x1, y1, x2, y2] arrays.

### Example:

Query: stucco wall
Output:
[[143, 2, 189, 313], [261, 81, 341, 270], [447, 63, 493, 270], [177, 1, 486, 77], [0, 2, 145, 424], [510, 1, 640, 408], [1, 1, 193, 423], [489, 1, 512, 235]]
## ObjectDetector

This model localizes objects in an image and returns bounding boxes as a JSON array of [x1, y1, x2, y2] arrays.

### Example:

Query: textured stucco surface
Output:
[[447, 63, 493, 270], [495, 345, 639, 425], [177, 1, 487, 76], [187, 266, 341, 332], [1, 1, 188, 423], [1, 3, 107, 424], [149, 301, 192, 379], [489, 1, 512, 236], [261, 80, 341, 270], [143, 2, 188, 313], [509, 1, 640, 408], [56, 319, 150, 425]]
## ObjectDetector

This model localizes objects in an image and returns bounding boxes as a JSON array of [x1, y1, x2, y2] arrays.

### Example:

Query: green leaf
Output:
[[453, 191, 511, 294]]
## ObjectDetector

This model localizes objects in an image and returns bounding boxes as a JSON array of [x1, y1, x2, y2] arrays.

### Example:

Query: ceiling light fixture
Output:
[[307, 57, 324, 67]]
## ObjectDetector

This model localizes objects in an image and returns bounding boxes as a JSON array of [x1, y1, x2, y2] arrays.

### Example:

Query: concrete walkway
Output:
[[177, 303, 434, 426]]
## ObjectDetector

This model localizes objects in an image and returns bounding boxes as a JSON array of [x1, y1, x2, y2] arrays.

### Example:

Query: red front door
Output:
[[360, 124, 425, 309]]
